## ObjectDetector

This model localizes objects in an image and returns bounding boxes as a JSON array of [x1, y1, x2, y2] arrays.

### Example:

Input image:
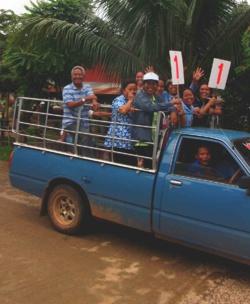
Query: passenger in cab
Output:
[[188, 146, 224, 180], [104, 80, 137, 165]]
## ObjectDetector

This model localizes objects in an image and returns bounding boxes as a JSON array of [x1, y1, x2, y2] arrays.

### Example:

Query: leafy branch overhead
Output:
[[1, 0, 250, 118], [14, 0, 250, 79]]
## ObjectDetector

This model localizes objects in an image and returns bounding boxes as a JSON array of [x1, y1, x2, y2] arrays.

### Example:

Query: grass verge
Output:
[[0, 144, 12, 161]]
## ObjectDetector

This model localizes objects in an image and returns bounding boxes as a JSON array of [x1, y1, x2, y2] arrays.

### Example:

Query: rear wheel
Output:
[[47, 184, 89, 234]]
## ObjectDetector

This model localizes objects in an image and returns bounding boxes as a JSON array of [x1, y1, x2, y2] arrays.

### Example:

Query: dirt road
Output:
[[1, 161, 250, 304]]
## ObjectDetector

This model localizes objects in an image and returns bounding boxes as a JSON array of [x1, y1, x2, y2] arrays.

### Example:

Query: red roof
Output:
[[85, 66, 120, 95]]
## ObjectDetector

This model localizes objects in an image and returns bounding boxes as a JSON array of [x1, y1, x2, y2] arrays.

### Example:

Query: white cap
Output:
[[143, 72, 159, 82]]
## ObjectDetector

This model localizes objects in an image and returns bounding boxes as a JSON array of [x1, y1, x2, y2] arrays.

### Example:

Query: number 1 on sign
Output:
[[208, 58, 231, 90], [174, 55, 179, 80], [169, 50, 184, 85], [217, 63, 224, 85]]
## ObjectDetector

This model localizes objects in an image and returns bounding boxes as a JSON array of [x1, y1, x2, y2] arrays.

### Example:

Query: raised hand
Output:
[[192, 67, 205, 83], [127, 92, 135, 101], [171, 97, 181, 106], [144, 65, 155, 73]]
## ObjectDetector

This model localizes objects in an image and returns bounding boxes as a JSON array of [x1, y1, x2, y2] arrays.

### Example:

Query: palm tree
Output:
[[12, 0, 250, 79]]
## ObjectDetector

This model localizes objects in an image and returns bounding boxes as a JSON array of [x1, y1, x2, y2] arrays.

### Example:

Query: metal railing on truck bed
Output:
[[12, 97, 170, 172]]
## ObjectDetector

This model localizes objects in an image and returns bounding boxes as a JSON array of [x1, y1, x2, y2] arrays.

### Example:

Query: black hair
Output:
[[181, 87, 194, 97], [142, 77, 159, 84], [166, 79, 173, 89], [199, 82, 213, 95], [121, 79, 137, 91], [197, 145, 210, 153], [158, 78, 167, 87]]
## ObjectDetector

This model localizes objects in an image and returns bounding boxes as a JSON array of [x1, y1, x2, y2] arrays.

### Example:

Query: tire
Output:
[[47, 184, 89, 235]]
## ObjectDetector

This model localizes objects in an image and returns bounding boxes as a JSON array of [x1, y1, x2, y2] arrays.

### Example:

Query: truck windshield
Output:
[[233, 137, 250, 166]]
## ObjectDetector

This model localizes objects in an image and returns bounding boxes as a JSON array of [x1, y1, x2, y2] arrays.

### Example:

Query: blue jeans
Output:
[[64, 122, 95, 157]]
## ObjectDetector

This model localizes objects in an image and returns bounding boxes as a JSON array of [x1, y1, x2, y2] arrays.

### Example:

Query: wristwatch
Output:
[[81, 98, 85, 104]]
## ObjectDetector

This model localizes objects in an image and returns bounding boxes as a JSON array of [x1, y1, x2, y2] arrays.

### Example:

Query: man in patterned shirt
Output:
[[62, 66, 99, 155]]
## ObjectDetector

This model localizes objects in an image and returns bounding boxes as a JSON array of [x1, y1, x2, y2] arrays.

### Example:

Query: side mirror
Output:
[[238, 176, 250, 189], [238, 176, 250, 196]]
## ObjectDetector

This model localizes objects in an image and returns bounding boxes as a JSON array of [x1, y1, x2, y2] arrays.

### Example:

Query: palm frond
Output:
[[13, 0, 250, 79]]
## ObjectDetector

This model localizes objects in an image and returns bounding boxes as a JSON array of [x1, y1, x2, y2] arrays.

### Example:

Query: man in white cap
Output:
[[132, 72, 177, 168]]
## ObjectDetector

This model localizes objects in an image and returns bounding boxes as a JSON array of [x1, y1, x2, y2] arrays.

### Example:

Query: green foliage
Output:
[[235, 27, 250, 74], [1, 0, 94, 96], [0, 10, 20, 94], [25, 0, 93, 23], [222, 71, 250, 132], [0, 144, 12, 161], [223, 27, 250, 131], [0, 9, 19, 37], [1, 0, 250, 130], [15, 0, 250, 80]]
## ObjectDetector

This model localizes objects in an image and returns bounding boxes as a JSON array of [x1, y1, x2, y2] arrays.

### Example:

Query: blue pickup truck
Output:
[[9, 97, 250, 264]]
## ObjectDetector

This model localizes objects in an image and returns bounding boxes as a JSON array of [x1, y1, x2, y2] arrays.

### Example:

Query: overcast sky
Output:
[[1, 0, 34, 14], [1, 0, 250, 15]]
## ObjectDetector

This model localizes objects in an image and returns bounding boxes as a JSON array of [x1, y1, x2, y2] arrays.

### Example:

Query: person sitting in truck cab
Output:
[[187, 146, 224, 180]]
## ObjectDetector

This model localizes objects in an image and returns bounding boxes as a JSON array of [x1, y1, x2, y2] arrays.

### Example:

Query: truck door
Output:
[[80, 161, 155, 232], [159, 137, 250, 259]]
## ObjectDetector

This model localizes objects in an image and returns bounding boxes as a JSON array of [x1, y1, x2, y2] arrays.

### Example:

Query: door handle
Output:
[[170, 180, 182, 186]]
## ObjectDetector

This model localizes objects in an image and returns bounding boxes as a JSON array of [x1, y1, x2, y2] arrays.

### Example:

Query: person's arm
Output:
[[92, 111, 111, 118], [169, 111, 179, 127], [86, 85, 100, 110], [134, 94, 175, 112], [173, 101, 186, 127], [119, 93, 134, 114], [190, 67, 205, 93], [178, 111, 187, 127], [63, 84, 98, 108], [144, 65, 155, 73], [199, 97, 216, 115], [213, 104, 223, 115], [66, 94, 97, 108], [92, 98, 100, 111]]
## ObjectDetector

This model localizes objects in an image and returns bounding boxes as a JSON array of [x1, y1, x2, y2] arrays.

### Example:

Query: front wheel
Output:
[[47, 184, 89, 235]]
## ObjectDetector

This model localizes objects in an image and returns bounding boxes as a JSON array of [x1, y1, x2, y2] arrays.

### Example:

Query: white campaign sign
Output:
[[169, 50, 185, 85], [208, 58, 231, 90]]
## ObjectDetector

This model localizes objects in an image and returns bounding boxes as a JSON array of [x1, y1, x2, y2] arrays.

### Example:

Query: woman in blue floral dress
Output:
[[104, 80, 137, 165]]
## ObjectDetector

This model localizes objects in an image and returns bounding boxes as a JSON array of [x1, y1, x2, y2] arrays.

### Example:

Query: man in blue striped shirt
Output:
[[62, 66, 99, 155]]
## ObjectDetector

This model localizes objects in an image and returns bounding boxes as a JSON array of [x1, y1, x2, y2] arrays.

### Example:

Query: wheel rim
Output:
[[53, 194, 78, 225]]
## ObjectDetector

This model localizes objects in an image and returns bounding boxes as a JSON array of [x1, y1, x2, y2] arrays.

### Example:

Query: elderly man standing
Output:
[[62, 66, 99, 155]]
